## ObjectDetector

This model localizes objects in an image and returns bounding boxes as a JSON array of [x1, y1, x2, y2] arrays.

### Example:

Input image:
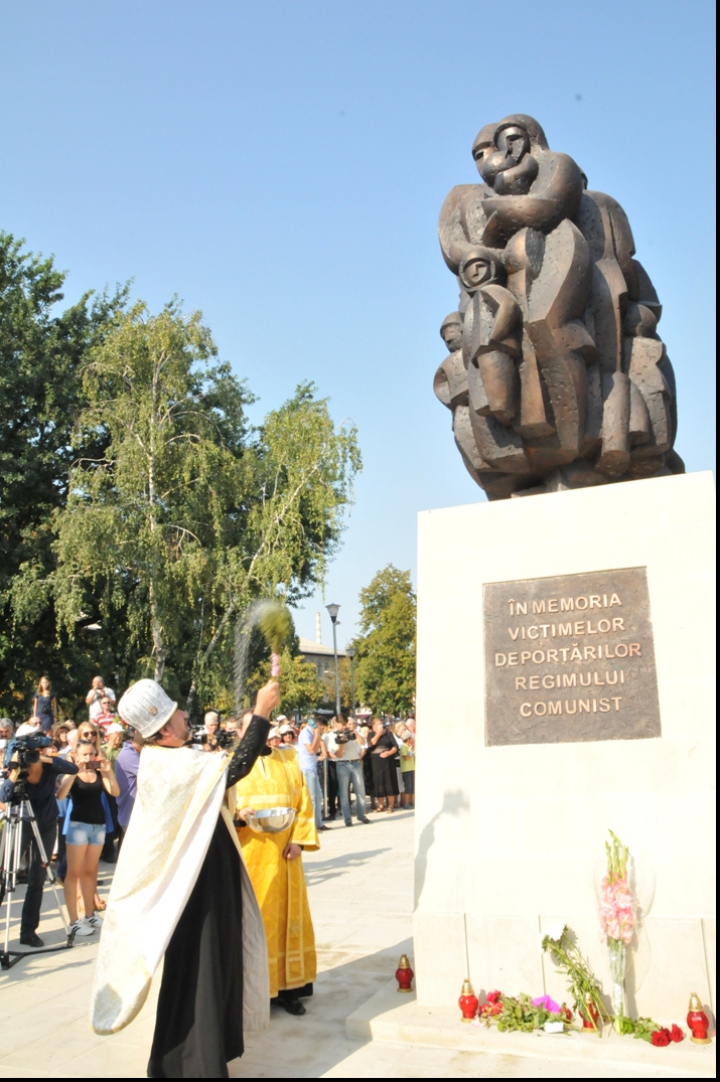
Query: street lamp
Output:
[[326, 603, 341, 716], [347, 646, 356, 716]]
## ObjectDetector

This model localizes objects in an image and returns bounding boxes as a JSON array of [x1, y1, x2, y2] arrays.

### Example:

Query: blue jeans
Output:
[[336, 759, 368, 824], [302, 768, 323, 831]]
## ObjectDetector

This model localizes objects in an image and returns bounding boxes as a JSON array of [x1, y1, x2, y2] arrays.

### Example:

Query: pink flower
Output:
[[533, 995, 561, 1014], [599, 875, 635, 944]]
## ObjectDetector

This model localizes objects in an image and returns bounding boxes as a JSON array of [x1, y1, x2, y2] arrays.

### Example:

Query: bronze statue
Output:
[[435, 114, 682, 499]]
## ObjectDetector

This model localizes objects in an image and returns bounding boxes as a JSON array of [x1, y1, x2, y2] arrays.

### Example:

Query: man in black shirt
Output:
[[0, 746, 78, 947]]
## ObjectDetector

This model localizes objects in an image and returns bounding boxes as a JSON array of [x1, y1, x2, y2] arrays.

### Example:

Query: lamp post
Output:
[[347, 646, 356, 716], [326, 603, 341, 716]]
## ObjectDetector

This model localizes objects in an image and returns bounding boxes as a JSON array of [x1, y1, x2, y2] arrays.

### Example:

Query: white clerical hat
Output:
[[118, 679, 177, 737]]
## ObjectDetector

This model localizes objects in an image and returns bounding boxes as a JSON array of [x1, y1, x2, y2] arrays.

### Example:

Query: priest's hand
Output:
[[238, 807, 257, 821], [255, 680, 280, 721], [283, 843, 302, 861]]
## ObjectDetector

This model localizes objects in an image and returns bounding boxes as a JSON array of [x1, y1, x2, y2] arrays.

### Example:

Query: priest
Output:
[[90, 678, 279, 1078], [235, 709, 319, 1016]]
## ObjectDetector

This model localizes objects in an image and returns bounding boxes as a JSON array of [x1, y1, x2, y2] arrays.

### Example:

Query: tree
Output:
[[247, 648, 323, 717], [45, 300, 248, 683], [354, 565, 416, 715], [42, 301, 360, 700], [188, 381, 362, 706], [0, 232, 127, 716]]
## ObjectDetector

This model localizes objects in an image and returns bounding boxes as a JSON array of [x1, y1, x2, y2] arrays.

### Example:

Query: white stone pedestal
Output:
[[414, 471, 715, 1022]]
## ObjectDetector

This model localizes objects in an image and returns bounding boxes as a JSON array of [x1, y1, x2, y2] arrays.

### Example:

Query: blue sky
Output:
[[1, 0, 715, 648]]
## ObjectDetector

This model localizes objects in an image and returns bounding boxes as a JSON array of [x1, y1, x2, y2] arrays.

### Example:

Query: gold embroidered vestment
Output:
[[235, 746, 319, 997]]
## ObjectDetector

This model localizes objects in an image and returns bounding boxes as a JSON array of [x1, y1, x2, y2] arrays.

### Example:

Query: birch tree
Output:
[[50, 301, 361, 695]]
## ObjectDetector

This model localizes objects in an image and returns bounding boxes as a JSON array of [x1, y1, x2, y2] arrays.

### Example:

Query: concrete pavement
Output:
[[0, 807, 713, 1077]]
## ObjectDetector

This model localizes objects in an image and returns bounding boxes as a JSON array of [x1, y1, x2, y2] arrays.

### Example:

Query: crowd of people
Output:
[[0, 675, 141, 946], [0, 673, 416, 1077]]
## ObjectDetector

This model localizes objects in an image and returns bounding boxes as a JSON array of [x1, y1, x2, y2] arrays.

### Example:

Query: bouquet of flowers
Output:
[[542, 923, 611, 1035], [599, 831, 635, 1027], [478, 990, 570, 1033], [615, 1015, 685, 1045]]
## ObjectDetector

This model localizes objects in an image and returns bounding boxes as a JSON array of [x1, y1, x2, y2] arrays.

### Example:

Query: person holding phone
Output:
[[56, 739, 119, 936]]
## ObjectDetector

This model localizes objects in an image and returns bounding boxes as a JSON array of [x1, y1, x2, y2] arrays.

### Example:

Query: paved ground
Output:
[[0, 807, 709, 1077]]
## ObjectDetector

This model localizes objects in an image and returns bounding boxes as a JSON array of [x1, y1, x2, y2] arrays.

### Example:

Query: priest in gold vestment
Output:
[[235, 725, 319, 1016]]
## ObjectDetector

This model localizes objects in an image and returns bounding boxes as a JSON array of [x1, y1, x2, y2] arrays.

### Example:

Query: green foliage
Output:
[[482, 993, 569, 1033], [606, 829, 629, 881], [615, 1015, 659, 1041], [47, 300, 248, 684], [245, 646, 323, 715], [2, 231, 360, 716], [354, 564, 416, 715], [542, 925, 611, 1034], [247, 383, 362, 605], [0, 232, 127, 716], [258, 604, 294, 656]]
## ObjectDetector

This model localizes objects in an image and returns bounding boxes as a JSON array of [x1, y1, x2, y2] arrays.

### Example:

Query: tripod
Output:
[[0, 790, 75, 970]]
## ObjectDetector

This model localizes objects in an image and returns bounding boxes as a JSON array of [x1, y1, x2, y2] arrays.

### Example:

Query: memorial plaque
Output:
[[484, 567, 661, 746]]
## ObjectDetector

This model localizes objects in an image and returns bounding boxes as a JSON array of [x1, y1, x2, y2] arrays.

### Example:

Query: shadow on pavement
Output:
[[232, 938, 413, 1079]]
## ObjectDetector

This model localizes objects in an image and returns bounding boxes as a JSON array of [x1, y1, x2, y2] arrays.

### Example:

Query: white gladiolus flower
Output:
[[543, 921, 567, 944]]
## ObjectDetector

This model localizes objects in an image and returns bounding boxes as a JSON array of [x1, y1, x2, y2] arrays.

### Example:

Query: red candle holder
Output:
[[580, 996, 601, 1032], [395, 954, 414, 993], [459, 979, 479, 1023], [687, 992, 712, 1044]]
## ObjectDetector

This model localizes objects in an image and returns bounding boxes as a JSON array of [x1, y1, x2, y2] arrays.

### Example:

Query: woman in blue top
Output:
[[32, 675, 57, 733]]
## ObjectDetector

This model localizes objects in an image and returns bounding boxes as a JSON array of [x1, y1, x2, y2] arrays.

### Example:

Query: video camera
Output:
[[334, 728, 357, 746], [189, 726, 236, 750], [2, 733, 52, 772]]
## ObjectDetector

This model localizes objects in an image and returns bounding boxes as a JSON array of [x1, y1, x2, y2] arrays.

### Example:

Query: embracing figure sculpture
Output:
[[435, 114, 683, 499]]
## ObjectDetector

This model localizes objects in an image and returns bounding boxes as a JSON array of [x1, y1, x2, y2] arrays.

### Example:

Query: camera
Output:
[[334, 728, 357, 746], [2, 733, 52, 772], [189, 726, 236, 750]]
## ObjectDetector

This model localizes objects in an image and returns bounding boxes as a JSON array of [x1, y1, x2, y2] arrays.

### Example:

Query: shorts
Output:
[[400, 770, 415, 795], [66, 821, 106, 846]]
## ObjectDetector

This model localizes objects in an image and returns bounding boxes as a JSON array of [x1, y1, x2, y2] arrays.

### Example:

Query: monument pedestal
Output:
[[414, 472, 715, 1021]]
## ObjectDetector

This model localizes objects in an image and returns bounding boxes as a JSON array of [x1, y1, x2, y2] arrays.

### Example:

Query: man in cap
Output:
[[90, 677, 279, 1078]]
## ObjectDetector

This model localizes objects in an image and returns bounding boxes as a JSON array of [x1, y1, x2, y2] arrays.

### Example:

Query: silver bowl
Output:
[[244, 807, 296, 834]]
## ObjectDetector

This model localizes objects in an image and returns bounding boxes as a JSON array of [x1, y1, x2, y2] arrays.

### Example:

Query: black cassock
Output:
[[147, 715, 270, 1079]]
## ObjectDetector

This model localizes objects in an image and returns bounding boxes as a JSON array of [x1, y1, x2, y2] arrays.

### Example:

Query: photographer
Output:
[[193, 712, 236, 754], [85, 675, 115, 722], [91, 677, 277, 1078], [325, 715, 371, 827], [0, 723, 78, 948]]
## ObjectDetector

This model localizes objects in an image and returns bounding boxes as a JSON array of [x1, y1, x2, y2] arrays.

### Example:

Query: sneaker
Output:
[[69, 918, 94, 937], [87, 914, 104, 929]]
